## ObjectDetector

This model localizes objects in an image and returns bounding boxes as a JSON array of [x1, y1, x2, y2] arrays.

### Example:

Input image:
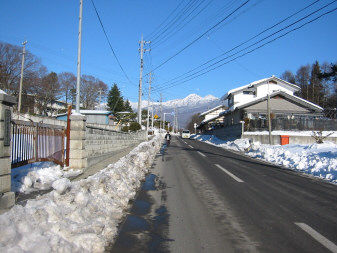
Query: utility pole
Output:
[[137, 35, 150, 125], [267, 82, 272, 144], [146, 72, 152, 139], [160, 93, 163, 133], [98, 88, 102, 110], [76, 0, 83, 114], [18, 40, 27, 114]]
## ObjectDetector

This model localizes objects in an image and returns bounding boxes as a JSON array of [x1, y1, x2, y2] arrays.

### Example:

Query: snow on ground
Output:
[[193, 134, 337, 184], [11, 162, 82, 193], [0, 135, 163, 253]]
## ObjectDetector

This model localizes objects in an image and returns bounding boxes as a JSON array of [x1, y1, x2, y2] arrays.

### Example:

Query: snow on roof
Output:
[[219, 90, 323, 116], [199, 104, 226, 116], [200, 114, 223, 124], [0, 89, 7, 94], [56, 110, 113, 117], [221, 76, 300, 100]]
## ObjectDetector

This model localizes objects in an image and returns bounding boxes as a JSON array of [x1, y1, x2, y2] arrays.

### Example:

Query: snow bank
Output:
[[194, 135, 337, 184], [11, 162, 82, 193], [0, 135, 162, 252]]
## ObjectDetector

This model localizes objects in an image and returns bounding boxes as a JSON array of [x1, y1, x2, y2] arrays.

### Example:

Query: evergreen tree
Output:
[[124, 99, 133, 112], [107, 83, 124, 113]]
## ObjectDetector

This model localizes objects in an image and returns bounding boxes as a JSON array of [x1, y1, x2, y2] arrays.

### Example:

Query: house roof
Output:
[[199, 104, 227, 116], [56, 110, 113, 117], [221, 76, 301, 101], [200, 114, 224, 125], [219, 90, 323, 117]]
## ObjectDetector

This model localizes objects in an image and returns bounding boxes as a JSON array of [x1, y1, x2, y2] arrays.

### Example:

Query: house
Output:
[[198, 104, 227, 131], [56, 110, 115, 125], [200, 76, 324, 134]]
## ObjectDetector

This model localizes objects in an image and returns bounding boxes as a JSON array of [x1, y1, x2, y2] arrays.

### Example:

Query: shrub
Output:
[[121, 126, 129, 132], [129, 122, 141, 131]]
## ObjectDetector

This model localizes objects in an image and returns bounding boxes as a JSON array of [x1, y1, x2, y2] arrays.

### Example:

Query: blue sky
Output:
[[1, 0, 336, 103]]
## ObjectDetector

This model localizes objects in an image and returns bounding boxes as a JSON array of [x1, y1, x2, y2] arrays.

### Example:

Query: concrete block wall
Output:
[[85, 124, 146, 159], [242, 134, 337, 145], [0, 94, 16, 210]]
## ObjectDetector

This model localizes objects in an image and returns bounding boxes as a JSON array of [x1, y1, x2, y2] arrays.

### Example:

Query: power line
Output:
[[153, 5, 337, 93], [148, 0, 196, 42], [148, 0, 251, 73], [145, 0, 187, 40], [152, 0, 332, 92], [90, 0, 134, 85], [151, 0, 213, 49]]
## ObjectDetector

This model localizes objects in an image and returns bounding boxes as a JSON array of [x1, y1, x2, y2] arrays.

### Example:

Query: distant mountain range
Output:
[[130, 94, 222, 128]]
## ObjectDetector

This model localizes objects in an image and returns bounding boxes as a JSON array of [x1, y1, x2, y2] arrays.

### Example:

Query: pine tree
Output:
[[107, 83, 124, 113], [124, 99, 133, 112]]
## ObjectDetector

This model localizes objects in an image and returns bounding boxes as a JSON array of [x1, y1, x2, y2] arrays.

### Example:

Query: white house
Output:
[[222, 75, 300, 108], [198, 76, 324, 133]]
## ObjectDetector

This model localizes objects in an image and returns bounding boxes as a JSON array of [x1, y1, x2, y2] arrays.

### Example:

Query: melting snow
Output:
[[0, 135, 162, 252], [193, 135, 337, 184]]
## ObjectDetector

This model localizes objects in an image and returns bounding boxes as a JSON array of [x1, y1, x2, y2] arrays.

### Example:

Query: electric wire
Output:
[[148, 0, 196, 43], [151, 0, 213, 49], [152, 5, 337, 93], [152, 0, 329, 91], [145, 0, 187, 40], [148, 0, 251, 74], [90, 0, 135, 86]]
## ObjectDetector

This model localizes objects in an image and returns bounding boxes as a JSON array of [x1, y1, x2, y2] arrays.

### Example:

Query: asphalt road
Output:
[[112, 136, 337, 253]]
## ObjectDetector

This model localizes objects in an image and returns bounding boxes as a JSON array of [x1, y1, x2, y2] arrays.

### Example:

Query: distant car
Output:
[[181, 130, 191, 139]]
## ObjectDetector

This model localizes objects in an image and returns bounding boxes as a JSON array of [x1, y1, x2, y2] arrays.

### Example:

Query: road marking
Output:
[[197, 151, 206, 157], [295, 223, 337, 253], [214, 164, 244, 183], [188, 145, 194, 149]]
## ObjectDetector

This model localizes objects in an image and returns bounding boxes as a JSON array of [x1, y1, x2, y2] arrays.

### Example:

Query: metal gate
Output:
[[11, 119, 65, 168]]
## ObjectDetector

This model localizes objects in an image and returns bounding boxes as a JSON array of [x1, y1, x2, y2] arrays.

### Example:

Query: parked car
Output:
[[181, 130, 191, 139]]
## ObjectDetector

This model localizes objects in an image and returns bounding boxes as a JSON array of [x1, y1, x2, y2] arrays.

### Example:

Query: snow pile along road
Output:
[[11, 162, 82, 193], [194, 135, 337, 184], [0, 135, 162, 252]]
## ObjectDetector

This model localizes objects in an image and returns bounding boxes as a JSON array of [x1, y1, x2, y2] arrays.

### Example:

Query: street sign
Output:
[[154, 114, 159, 119]]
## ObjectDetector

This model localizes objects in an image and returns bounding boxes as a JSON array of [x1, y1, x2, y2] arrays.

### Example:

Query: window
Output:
[[243, 90, 255, 95]]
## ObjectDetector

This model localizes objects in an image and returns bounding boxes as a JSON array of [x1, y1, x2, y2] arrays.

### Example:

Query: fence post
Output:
[[69, 114, 87, 169], [0, 93, 16, 210]]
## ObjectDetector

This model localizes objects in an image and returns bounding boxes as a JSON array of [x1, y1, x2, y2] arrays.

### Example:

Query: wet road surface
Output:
[[111, 136, 337, 252]]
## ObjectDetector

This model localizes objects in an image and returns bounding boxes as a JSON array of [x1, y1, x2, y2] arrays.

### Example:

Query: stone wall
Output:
[[0, 94, 16, 210]]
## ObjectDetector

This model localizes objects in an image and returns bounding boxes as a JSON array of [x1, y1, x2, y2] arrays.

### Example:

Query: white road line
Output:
[[188, 145, 194, 149], [214, 164, 244, 183], [295, 223, 337, 253], [197, 151, 206, 157]]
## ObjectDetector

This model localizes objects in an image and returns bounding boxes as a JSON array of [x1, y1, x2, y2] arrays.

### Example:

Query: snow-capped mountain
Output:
[[131, 94, 222, 128]]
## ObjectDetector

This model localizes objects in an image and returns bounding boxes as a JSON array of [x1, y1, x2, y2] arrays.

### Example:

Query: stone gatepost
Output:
[[69, 114, 87, 169], [0, 93, 16, 210]]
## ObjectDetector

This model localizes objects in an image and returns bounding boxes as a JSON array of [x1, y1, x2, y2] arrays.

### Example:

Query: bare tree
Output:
[[280, 70, 296, 84], [0, 42, 41, 95], [58, 72, 76, 105], [80, 75, 108, 109], [32, 72, 61, 115], [296, 65, 311, 100]]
